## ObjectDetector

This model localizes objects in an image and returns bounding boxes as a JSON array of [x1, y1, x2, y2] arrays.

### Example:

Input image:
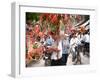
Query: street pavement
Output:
[[27, 52, 90, 67]]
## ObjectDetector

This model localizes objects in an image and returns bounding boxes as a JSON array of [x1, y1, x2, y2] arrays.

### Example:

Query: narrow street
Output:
[[27, 52, 90, 67], [67, 52, 89, 65]]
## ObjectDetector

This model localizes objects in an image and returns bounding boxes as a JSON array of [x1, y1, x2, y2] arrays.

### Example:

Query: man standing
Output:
[[70, 33, 79, 62], [82, 30, 90, 56], [50, 35, 62, 66], [61, 34, 70, 65]]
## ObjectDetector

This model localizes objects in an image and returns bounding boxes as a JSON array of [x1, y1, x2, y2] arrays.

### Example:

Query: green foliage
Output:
[[26, 12, 40, 22]]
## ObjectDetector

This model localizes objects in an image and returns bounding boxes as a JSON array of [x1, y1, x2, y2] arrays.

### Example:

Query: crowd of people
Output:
[[25, 14, 90, 67]]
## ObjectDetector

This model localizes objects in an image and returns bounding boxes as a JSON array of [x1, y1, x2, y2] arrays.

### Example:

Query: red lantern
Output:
[[51, 14, 58, 24]]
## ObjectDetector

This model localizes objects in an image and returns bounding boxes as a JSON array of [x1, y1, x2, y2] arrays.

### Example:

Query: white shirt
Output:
[[70, 37, 79, 48], [83, 34, 90, 43], [51, 40, 62, 60], [77, 34, 83, 41], [77, 34, 84, 45]]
